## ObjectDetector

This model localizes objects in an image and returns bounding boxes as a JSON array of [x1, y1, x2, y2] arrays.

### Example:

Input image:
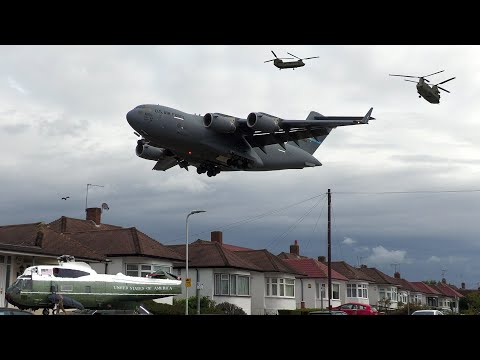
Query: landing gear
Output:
[[198, 164, 221, 177], [42, 308, 50, 316]]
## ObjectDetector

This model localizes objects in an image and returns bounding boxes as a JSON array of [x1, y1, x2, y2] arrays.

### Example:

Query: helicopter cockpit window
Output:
[[53, 268, 90, 278]]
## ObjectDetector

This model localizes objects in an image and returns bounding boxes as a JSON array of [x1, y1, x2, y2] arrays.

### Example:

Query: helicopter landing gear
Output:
[[42, 308, 50, 316], [419, 95, 421, 98]]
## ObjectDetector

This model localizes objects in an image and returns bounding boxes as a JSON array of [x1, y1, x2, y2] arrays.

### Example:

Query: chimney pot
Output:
[[86, 207, 102, 225], [290, 241, 300, 256], [461, 282, 465, 289], [211, 231, 223, 245], [441, 278, 447, 284], [360, 264, 367, 268], [318, 256, 326, 262], [394, 272, 401, 279]]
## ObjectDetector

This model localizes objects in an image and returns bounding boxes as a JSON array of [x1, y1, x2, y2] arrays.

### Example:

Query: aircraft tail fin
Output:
[[288, 111, 331, 155]]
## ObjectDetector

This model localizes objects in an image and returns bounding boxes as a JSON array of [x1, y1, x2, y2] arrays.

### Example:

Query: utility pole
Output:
[[327, 188, 332, 312]]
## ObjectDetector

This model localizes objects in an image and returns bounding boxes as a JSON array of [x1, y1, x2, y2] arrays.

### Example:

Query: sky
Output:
[[1, 45, 480, 288]]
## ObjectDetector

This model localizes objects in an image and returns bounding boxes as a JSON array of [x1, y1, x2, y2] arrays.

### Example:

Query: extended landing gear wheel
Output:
[[42, 308, 49, 316]]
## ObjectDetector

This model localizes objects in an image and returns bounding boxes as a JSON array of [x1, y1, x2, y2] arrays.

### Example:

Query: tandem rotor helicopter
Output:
[[265, 50, 319, 70], [389, 70, 455, 104]]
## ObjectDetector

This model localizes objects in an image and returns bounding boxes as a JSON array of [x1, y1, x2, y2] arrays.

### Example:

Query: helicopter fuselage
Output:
[[274, 59, 305, 69], [416, 82, 440, 104]]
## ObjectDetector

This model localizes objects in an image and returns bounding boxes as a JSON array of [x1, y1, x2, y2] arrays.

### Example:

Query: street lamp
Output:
[[185, 210, 206, 315]]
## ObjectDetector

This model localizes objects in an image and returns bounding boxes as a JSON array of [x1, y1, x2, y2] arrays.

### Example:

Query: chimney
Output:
[[441, 278, 447, 284], [461, 282, 465, 289], [86, 207, 101, 225], [318, 256, 326, 262], [35, 231, 44, 247], [394, 272, 401, 279], [360, 264, 367, 268], [290, 240, 300, 256], [211, 231, 223, 245]]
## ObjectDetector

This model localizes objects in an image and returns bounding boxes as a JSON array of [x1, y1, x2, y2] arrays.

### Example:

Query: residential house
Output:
[[410, 282, 441, 307], [0, 207, 185, 307], [49, 208, 185, 304], [330, 261, 375, 305], [0, 222, 105, 307], [168, 231, 302, 315], [357, 265, 401, 310], [282, 257, 348, 309], [429, 280, 463, 313], [391, 272, 424, 307]]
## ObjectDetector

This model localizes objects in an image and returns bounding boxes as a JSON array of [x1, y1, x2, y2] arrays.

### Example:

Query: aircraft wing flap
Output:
[[152, 158, 178, 171], [246, 127, 330, 148]]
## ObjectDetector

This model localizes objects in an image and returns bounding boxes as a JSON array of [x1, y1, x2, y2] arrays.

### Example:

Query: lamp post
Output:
[[185, 210, 206, 315]]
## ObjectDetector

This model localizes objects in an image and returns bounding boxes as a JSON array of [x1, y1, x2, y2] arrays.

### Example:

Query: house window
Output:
[[215, 273, 250, 296], [125, 263, 172, 277], [266, 277, 295, 298], [316, 283, 326, 299], [332, 284, 340, 300], [379, 287, 398, 302], [347, 283, 368, 298]]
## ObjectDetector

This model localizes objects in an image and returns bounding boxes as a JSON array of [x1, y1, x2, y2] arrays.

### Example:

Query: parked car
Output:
[[0, 307, 34, 315], [411, 309, 444, 315], [331, 302, 378, 315], [309, 310, 348, 315]]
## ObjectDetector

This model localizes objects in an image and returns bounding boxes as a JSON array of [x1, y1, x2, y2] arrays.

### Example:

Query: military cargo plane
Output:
[[5, 255, 182, 315], [126, 104, 374, 177]]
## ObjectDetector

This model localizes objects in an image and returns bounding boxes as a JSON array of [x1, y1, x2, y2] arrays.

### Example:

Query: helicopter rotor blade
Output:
[[437, 86, 450, 93], [436, 77, 455, 85], [302, 56, 319, 60], [404, 79, 418, 83], [265, 59, 275, 63], [389, 74, 421, 79], [422, 70, 445, 78], [271, 50, 278, 58], [287, 52, 302, 60]]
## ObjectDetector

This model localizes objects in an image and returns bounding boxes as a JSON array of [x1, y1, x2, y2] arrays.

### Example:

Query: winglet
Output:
[[361, 107, 374, 124]]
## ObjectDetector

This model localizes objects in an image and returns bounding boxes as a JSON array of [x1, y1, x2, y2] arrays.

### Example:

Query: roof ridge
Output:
[[263, 250, 280, 272], [215, 242, 230, 266], [0, 222, 42, 229], [130, 227, 141, 254]]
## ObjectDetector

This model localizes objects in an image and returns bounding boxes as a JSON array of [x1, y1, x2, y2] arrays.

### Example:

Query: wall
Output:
[[250, 271, 265, 315], [263, 272, 297, 315], [177, 267, 252, 314]]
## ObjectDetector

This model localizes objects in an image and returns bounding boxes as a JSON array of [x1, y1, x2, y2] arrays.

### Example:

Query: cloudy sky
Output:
[[1, 45, 480, 288]]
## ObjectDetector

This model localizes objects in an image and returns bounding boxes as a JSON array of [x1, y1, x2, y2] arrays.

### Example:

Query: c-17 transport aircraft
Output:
[[5, 255, 182, 315], [126, 104, 374, 177]]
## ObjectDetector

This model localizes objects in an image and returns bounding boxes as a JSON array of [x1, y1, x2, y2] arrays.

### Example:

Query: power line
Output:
[[333, 189, 480, 195]]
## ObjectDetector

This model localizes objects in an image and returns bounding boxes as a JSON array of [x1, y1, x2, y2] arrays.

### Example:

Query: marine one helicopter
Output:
[[5, 255, 182, 315], [265, 50, 319, 70], [389, 70, 455, 104]]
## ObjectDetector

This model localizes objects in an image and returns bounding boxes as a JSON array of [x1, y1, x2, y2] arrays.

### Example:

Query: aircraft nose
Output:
[[126, 109, 136, 127]]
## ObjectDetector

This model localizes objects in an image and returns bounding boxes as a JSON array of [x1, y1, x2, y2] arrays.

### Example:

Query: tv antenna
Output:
[[391, 263, 400, 273], [85, 184, 104, 210]]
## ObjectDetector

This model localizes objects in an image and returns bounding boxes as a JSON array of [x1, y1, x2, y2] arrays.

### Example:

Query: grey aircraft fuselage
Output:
[[272, 59, 305, 69], [126, 104, 373, 177], [416, 79, 441, 104]]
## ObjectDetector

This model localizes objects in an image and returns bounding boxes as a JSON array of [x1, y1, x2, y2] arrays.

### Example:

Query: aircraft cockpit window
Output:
[[53, 268, 90, 278]]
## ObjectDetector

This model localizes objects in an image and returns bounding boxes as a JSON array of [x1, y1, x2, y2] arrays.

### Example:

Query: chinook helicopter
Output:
[[389, 70, 455, 104], [5, 255, 182, 315], [265, 50, 319, 70]]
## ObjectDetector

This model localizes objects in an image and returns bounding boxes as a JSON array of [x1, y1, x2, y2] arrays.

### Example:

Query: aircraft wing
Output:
[[152, 158, 178, 171], [242, 108, 373, 148]]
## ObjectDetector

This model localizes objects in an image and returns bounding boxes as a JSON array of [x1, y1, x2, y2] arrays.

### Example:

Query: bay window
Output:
[[266, 277, 295, 297]]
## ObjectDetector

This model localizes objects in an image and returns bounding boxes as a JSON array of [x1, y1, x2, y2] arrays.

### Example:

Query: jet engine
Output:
[[203, 113, 237, 133], [136, 141, 168, 161], [247, 112, 281, 133]]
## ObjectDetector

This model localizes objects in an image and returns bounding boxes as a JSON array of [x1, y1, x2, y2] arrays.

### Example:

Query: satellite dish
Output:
[[101, 203, 110, 211]]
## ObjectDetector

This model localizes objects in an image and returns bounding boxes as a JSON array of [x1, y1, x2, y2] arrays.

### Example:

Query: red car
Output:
[[331, 302, 378, 315]]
